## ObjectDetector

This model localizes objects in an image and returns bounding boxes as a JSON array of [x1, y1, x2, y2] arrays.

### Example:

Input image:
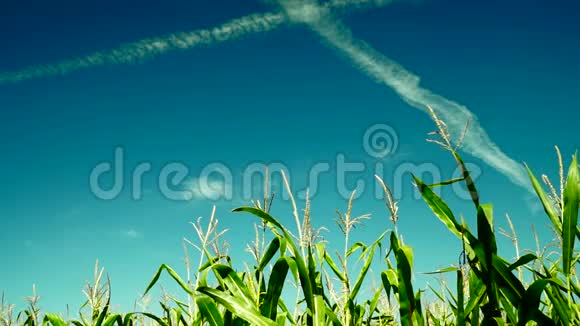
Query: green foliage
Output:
[[4, 149, 579, 326]]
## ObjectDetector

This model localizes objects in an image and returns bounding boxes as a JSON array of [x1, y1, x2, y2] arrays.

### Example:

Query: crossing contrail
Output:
[[1, 0, 531, 190], [277, 0, 531, 189], [0, 0, 392, 84]]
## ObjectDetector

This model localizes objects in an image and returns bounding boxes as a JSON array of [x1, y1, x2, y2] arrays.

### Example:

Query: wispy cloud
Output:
[[183, 177, 232, 201], [276, 0, 530, 190], [0, 0, 389, 84], [121, 229, 143, 239]]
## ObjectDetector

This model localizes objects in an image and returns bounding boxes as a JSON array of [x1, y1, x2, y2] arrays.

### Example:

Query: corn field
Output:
[[1, 110, 579, 326]]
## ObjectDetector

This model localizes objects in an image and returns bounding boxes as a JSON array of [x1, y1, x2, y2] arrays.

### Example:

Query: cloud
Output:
[[0, 0, 390, 84], [183, 177, 232, 201], [121, 229, 143, 239], [276, 0, 531, 190]]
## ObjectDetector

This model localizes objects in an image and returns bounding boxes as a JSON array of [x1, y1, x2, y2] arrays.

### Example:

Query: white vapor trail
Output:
[[1, 0, 530, 190], [0, 0, 390, 84], [0, 12, 285, 84], [277, 0, 531, 189]]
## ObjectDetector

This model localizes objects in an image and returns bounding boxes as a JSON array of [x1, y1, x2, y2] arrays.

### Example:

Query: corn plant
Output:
[[7, 107, 579, 325]]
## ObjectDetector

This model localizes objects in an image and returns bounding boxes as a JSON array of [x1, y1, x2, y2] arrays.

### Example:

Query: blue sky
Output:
[[0, 0, 579, 313]]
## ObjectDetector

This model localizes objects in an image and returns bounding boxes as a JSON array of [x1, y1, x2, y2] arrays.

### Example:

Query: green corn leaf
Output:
[[467, 270, 483, 326], [445, 282, 458, 308], [381, 269, 397, 302], [396, 246, 415, 326], [366, 287, 383, 324], [452, 152, 481, 208], [144, 264, 194, 296], [477, 204, 497, 261], [562, 154, 579, 276], [475, 204, 501, 321], [324, 252, 346, 282], [508, 253, 537, 271], [570, 276, 580, 297], [427, 177, 465, 188], [78, 313, 90, 326], [500, 295, 516, 324], [427, 285, 446, 304], [422, 266, 460, 275], [325, 307, 342, 326], [276, 312, 287, 326], [545, 284, 570, 324], [307, 246, 319, 296], [198, 287, 276, 326], [350, 230, 388, 301], [526, 164, 563, 232], [413, 290, 425, 326], [277, 299, 296, 325], [314, 243, 325, 265], [103, 314, 125, 326], [389, 231, 400, 253], [42, 314, 67, 326], [233, 207, 315, 321], [414, 176, 480, 254], [349, 245, 375, 302], [261, 257, 292, 320], [233, 207, 283, 229], [492, 254, 525, 306], [199, 256, 229, 273], [346, 242, 367, 258], [94, 301, 110, 326], [258, 238, 281, 273], [313, 295, 326, 326], [517, 279, 556, 326], [413, 176, 463, 239], [197, 295, 225, 326], [121, 313, 136, 326], [213, 264, 259, 310]]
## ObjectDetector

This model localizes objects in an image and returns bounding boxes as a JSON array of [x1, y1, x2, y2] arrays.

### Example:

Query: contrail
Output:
[[278, 0, 531, 189], [0, 12, 286, 84], [0, 0, 391, 84], [1, 0, 531, 190]]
